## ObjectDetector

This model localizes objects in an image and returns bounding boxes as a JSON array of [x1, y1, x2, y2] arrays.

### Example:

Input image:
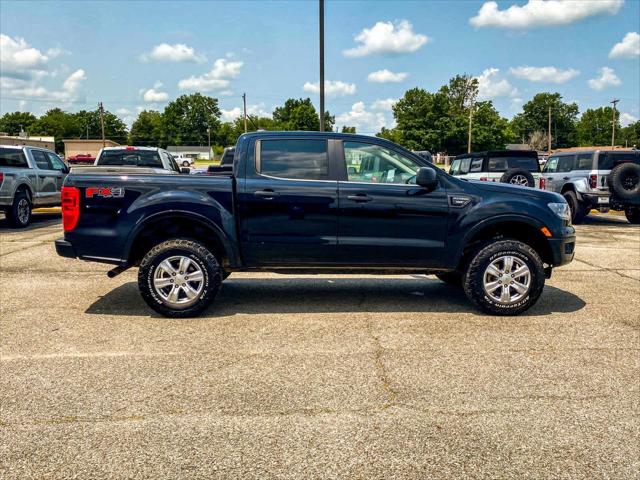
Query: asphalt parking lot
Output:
[[1, 211, 639, 479]]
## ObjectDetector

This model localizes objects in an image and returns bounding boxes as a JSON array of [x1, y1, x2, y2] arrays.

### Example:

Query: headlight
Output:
[[548, 202, 571, 222]]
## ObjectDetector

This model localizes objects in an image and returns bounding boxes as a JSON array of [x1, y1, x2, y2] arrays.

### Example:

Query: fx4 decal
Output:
[[86, 186, 125, 198]]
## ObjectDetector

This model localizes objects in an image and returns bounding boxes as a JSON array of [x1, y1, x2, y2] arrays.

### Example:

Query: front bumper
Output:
[[55, 238, 77, 259], [547, 226, 576, 267]]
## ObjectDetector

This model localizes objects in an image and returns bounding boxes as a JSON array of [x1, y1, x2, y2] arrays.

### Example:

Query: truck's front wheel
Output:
[[138, 238, 222, 318], [462, 240, 545, 316]]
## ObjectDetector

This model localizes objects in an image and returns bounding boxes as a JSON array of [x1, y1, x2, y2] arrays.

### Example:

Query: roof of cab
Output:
[[454, 150, 538, 159]]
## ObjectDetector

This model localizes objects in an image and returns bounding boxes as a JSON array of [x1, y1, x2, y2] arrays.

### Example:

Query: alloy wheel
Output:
[[482, 255, 531, 305]]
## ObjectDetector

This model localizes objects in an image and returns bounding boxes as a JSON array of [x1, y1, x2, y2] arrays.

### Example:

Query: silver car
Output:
[[541, 149, 640, 224], [0, 145, 69, 227]]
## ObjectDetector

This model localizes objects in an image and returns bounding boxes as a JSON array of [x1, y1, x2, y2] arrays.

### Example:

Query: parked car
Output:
[[0, 145, 69, 227], [94, 146, 183, 173], [67, 153, 95, 164], [541, 149, 640, 224], [206, 146, 235, 174], [56, 132, 575, 318], [174, 155, 195, 168], [450, 150, 542, 188]]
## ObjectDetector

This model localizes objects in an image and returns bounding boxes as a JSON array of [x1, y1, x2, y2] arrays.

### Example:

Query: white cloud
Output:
[[3, 68, 86, 102], [343, 20, 428, 57], [620, 112, 638, 127], [609, 32, 640, 59], [178, 58, 243, 92], [303, 80, 356, 97], [367, 69, 408, 83], [0, 34, 50, 76], [588, 67, 621, 90], [371, 98, 398, 111], [509, 65, 580, 83], [470, 0, 623, 29], [220, 103, 271, 122], [476, 68, 518, 100], [141, 43, 205, 63], [141, 81, 169, 102], [336, 101, 386, 132]]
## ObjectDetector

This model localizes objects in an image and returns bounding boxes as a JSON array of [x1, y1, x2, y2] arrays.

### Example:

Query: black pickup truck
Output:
[[56, 132, 576, 317]]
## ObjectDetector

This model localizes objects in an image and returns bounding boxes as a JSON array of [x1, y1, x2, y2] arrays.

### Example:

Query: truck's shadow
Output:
[[85, 277, 586, 318], [0, 211, 61, 231]]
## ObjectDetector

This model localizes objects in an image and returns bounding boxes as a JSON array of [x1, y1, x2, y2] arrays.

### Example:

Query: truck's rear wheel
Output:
[[462, 240, 545, 316], [6, 191, 32, 228], [138, 238, 222, 318]]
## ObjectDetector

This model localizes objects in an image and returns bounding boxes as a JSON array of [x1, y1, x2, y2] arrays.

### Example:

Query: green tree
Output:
[[30, 108, 81, 152], [576, 107, 619, 146], [0, 111, 37, 136], [130, 110, 166, 147], [376, 127, 403, 144], [163, 93, 221, 145], [511, 93, 578, 149], [469, 102, 515, 152], [619, 120, 640, 148], [341, 126, 356, 133], [272, 98, 334, 131]]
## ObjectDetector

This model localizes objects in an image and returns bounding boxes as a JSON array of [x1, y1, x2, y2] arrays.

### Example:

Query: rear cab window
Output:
[[598, 152, 639, 170], [257, 139, 329, 180], [98, 149, 163, 168], [0, 148, 28, 168]]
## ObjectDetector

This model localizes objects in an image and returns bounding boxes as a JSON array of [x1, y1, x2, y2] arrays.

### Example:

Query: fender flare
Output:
[[562, 180, 589, 201], [123, 209, 239, 267], [454, 213, 546, 265], [12, 180, 34, 202]]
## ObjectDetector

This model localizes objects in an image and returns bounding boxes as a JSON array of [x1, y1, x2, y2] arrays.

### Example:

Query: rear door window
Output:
[[32, 150, 52, 170], [257, 139, 328, 180], [557, 155, 576, 173], [0, 148, 28, 168], [576, 153, 593, 170]]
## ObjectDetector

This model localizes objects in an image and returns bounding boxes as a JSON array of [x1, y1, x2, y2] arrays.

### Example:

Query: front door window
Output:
[[343, 141, 420, 184]]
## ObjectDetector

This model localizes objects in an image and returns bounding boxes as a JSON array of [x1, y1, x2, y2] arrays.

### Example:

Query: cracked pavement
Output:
[[1, 211, 639, 479]]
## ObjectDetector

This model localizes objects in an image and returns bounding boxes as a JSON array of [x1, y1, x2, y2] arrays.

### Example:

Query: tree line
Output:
[[1, 75, 638, 156]]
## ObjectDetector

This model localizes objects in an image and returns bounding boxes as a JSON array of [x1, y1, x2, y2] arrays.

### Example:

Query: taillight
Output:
[[589, 174, 597, 189], [61, 186, 80, 231], [479, 177, 488, 181], [0, 172, 4, 184], [540, 177, 546, 189]]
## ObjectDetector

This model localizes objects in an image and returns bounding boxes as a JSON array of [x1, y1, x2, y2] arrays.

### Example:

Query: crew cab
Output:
[[1, 145, 69, 227], [56, 132, 575, 317]]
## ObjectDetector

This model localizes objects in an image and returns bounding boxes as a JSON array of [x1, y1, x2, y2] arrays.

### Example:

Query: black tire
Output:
[[462, 239, 545, 316], [608, 163, 640, 202], [138, 238, 222, 318], [500, 168, 535, 188], [563, 190, 587, 224], [435, 272, 462, 286], [625, 206, 640, 224], [6, 190, 32, 228]]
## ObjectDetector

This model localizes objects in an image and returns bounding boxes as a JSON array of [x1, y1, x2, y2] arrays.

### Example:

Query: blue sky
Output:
[[1, 0, 639, 134]]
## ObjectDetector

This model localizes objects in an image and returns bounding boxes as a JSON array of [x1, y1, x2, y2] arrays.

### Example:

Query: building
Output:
[[0, 135, 55, 150], [63, 139, 120, 160], [167, 146, 211, 160]]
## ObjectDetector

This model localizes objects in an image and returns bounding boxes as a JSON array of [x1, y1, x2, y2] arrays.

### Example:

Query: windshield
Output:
[[98, 150, 162, 168], [487, 156, 540, 172]]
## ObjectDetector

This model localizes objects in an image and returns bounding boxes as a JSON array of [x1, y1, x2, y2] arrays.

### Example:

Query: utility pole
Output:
[[547, 105, 552, 153], [610, 98, 620, 148], [242, 93, 248, 133], [98, 102, 106, 148], [207, 126, 211, 159], [467, 105, 473, 153], [319, 0, 325, 132]]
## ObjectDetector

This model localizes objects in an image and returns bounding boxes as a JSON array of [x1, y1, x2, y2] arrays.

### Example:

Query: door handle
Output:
[[254, 190, 279, 199], [347, 194, 372, 202], [563, 177, 570, 180]]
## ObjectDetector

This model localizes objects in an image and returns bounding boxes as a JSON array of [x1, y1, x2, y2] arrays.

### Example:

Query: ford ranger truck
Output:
[[55, 132, 576, 317]]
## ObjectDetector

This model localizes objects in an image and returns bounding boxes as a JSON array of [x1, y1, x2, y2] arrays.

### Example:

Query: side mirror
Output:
[[416, 167, 437, 190], [180, 167, 191, 174]]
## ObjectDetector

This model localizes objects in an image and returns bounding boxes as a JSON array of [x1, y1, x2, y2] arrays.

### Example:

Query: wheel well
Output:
[[15, 183, 33, 202], [458, 221, 553, 270], [560, 184, 575, 195], [128, 216, 228, 267]]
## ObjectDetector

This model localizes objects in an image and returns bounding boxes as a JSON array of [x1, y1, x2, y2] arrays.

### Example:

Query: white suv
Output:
[[174, 155, 195, 167], [449, 151, 542, 189]]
